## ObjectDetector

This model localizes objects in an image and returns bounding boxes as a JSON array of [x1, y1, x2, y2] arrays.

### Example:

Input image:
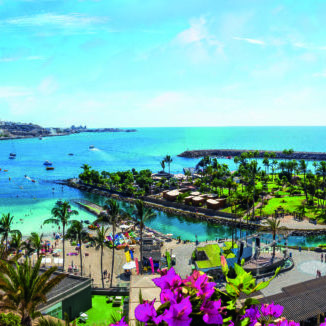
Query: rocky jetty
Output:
[[178, 149, 326, 161]]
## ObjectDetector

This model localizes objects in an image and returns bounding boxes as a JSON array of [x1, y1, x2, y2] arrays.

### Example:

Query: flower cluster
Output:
[[109, 316, 128, 326], [132, 267, 303, 326], [242, 303, 300, 326]]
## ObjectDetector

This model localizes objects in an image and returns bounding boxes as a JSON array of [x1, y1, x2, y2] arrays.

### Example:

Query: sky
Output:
[[0, 0, 326, 127]]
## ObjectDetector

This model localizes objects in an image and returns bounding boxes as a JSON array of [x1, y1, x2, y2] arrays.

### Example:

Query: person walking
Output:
[[321, 253, 324, 262]]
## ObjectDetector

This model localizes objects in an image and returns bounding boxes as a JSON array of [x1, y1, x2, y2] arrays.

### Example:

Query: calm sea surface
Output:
[[1, 127, 326, 246]]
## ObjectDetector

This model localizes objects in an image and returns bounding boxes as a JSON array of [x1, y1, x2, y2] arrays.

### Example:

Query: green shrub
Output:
[[0, 313, 21, 326]]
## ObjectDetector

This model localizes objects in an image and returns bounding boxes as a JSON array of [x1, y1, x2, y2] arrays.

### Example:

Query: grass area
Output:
[[260, 196, 325, 220], [196, 244, 221, 269], [76, 295, 125, 326]]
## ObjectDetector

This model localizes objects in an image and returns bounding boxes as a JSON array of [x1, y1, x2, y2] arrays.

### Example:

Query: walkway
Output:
[[261, 249, 326, 296], [172, 243, 196, 278]]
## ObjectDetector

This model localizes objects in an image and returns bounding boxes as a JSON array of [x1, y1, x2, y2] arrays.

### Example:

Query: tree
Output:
[[0, 213, 22, 250], [10, 232, 25, 253], [134, 200, 156, 274], [43, 201, 78, 271], [0, 312, 21, 326], [299, 160, 308, 201], [89, 226, 109, 288], [247, 161, 261, 219], [317, 161, 326, 189], [65, 221, 88, 276], [102, 199, 122, 288], [164, 155, 173, 175], [262, 216, 287, 259], [27, 232, 43, 260], [160, 160, 165, 172], [0, 257, 66, 326]]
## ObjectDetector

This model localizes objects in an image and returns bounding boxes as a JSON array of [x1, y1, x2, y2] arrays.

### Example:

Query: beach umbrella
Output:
[[120, 225, 129, 230], [123, 261, 136, 270]]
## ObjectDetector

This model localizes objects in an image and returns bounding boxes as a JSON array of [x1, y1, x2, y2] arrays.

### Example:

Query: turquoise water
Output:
[[1, 127, 326, 244]]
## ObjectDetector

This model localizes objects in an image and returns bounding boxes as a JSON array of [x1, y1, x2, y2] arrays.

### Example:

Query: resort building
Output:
[[40, 271, 92, 321]]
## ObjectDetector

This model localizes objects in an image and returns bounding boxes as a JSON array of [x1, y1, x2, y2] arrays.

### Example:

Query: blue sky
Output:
[[0, 0, 326, 127]]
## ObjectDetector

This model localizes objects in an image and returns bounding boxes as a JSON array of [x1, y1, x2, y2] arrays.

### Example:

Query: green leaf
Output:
[[243, 298, 260, 308]]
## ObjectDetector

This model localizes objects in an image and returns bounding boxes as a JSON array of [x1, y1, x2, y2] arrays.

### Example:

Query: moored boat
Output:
[[43, 161, 53, 166], [46, 166, 55, 171], [89, 145, 95, 149]]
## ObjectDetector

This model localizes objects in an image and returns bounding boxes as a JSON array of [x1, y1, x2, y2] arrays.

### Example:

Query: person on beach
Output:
[[321, 253, 323, 262]]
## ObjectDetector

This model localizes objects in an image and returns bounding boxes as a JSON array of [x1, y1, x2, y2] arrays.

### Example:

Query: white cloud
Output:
[[313, 71, 326, 77], [0, 56, 44, 62], [38, 77, 58, 95], [0, 87, 31, 98], [1, 13, 108, 28], [26, 56, 44, 61], [176, 17, 208, 45], [0, 57, 17, 62], [233, 36, 265, 45]]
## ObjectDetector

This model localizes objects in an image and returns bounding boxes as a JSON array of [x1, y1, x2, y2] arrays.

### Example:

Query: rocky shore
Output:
[[178, 149, 326, 161]]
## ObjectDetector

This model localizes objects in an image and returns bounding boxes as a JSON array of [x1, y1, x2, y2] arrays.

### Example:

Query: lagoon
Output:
[[1, 127, 326, 245]]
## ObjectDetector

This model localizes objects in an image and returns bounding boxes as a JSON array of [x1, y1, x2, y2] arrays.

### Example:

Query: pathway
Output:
[[261, 249, 326, 297], [172, 243, 196, 278]]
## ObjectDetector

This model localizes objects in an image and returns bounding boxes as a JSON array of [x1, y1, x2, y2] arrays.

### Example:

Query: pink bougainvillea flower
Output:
[[261, 302, 284, 318], [242, 306, 260, 326], [162, 296, 192, 326], [200, 299, 224, 324], [109, 316, 128, 326], [194, 274, 216, 299], [134, 299, 157, 323], [157, 268, 168, 276], [153, 267, 182, 291], [275, 320, 300, 326], [160, 288, 184, 304]]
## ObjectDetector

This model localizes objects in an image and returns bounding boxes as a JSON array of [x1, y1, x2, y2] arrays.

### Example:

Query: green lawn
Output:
[[196, 244, 221, 269], [75, 295, 125, 326], [261, 196, 304, 216], [260, 196, 325, 220]]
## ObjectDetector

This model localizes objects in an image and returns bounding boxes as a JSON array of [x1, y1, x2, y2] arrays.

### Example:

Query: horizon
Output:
[[1, 0, 326, 127]]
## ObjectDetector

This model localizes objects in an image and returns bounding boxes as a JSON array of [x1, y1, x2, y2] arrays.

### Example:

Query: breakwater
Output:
[[178, 149, 326, 160]]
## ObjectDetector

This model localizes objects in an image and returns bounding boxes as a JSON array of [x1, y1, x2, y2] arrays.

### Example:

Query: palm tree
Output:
[[263, 216, 287, 259], [160, 160, 165, 172], [299, 160, 308, 201], [134, 200, 156, 274], [27, 232, 43, 260], [247, 161, 261, 219], [164, 155, 173, 175], [89, 226, 109, 288], [317, 161, 326, 189], [96, 198, 122, 288], [35, 315, 76, 326], [9, 232, 25, 253], [43, 201, 78, 271], [0, 257, 66, 326], [65, 221, 88, 276], [0, 213, 22, 250]]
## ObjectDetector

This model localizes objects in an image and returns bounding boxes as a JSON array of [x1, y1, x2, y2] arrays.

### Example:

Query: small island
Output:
[[0, 121, 136, 140]]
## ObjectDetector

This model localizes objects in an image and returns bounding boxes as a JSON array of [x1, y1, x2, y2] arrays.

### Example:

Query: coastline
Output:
[[63, 179, 326, 237], [179, 149, 326, 161], [0, 130, 137, 142]]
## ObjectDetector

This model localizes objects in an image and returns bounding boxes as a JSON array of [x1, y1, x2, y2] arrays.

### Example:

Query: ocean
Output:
[[1, 127, 326, 245]]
